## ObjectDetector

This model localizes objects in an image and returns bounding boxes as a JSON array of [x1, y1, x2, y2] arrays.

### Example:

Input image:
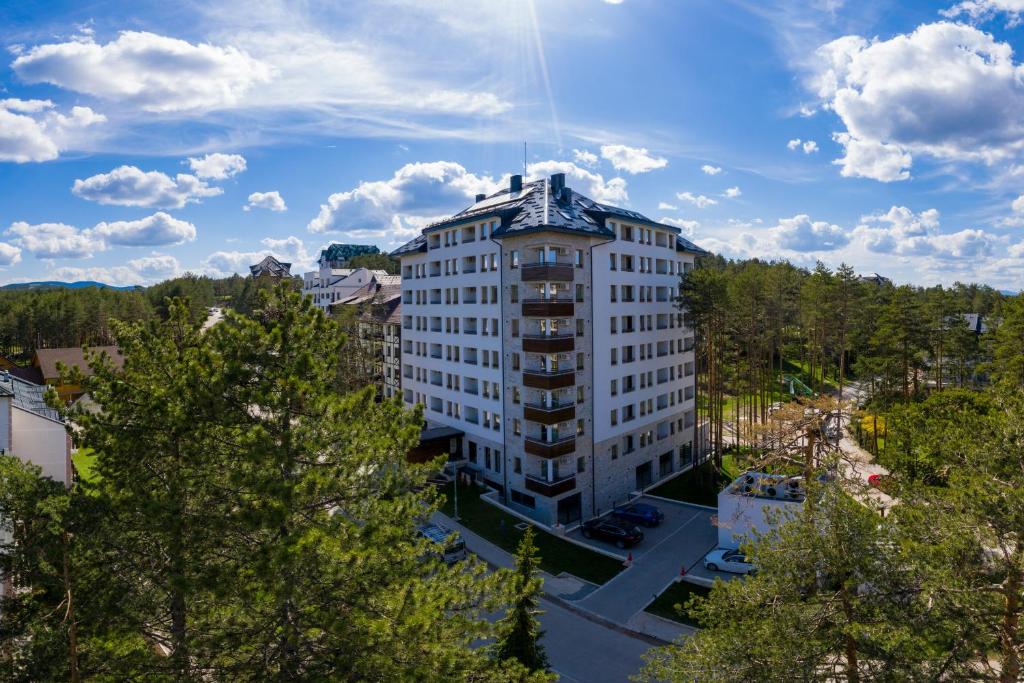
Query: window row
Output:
[[403, 316, 500, 336], [404, 285, 500, 306], [608, 414, 696, 459], [609, 284, 677, 304], [425, 220, 498, 251], [402, 345, 500, 369]]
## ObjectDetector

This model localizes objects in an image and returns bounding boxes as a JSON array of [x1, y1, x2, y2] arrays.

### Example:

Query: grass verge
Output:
[[71, 448, 99, 483], [439, 482, 623, 585], [644, 580, 711, 627]]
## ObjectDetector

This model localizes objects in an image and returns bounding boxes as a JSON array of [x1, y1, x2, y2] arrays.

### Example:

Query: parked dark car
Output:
[[580, 518, 644, 548], [611, 502, 665, 527]]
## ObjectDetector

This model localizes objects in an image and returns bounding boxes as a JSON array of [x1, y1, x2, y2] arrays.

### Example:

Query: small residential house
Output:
[[716, 471, 805, 550], [32, 346, 124, 401], [0, 371, 71, 485], [302, 244, 392, 311]]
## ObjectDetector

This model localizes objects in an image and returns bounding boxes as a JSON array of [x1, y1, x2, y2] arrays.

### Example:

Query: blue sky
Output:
[[2, 0, 1024, 289]]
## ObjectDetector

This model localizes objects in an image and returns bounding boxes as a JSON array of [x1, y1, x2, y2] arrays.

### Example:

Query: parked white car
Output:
[[703, 548, 755, 575]]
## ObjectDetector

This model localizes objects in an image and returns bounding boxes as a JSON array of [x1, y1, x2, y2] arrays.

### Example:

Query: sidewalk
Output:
[[433, 511, 694, 643]]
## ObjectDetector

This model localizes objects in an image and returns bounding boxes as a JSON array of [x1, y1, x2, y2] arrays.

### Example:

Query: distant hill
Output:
[[1, 280, 140, 291]]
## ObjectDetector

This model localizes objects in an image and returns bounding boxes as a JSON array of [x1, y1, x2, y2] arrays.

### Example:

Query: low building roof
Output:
[[34, 346, 123, 380], [0, 372, 62, 422]]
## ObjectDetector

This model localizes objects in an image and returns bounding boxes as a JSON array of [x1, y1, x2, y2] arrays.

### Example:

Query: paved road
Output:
[[539, 597, 656, 683], [578, 501, 717, 624]]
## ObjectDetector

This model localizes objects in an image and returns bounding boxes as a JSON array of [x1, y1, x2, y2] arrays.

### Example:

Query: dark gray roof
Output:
[[391, 174, 706, 255], [0, 372, 61, 422], [676, 235, 708, 255]]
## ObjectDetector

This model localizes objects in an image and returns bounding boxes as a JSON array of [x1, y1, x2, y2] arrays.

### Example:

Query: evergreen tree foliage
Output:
[[492, 527, 549, 674]]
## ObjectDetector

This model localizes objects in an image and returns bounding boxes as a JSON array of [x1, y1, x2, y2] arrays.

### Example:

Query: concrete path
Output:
[[577, 503, 717, 625]]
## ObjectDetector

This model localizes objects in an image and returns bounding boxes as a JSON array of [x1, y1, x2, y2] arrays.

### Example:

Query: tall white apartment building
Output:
[[392, 172, 705, 526]]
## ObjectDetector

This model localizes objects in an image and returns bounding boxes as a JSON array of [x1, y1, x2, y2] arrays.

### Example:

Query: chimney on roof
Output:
[[475, 193, 486, 203], [509, 174, 523, 193], [550, 172, 565, 195]]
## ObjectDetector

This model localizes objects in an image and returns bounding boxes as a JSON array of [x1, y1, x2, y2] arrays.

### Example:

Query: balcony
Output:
[[521, 263, 574, 282], [524, 436, 576, 458], [522, 368, 576, 390], [523, 402, 576, 425], [522, 298, 574, 317], [524, 473, 577, 497], [522, 334, 574, 353]]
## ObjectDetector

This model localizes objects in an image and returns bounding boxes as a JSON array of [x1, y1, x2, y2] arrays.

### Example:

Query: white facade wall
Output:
[[303, 267, 379, 311], [11, 408, 70, 485], [399, 220, 505, 457]]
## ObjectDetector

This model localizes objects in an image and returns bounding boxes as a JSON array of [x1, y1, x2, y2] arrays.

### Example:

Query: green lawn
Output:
[[439, 482, 623, 585], [647, 456, 743, 507], [71, 448, 99, 483], [644, 580, 711, 626]]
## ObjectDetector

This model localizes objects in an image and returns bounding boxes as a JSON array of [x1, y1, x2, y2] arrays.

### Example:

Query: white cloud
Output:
[[0, 99, 105, 162], [0, 243, 22, 267], [813, 22, 1024, 181], [772, 214, 849, 251], [658, 217, 700, 236], [832, 133, 911, 182], [187, 152, 247, 179], [245, 190, 287, 212], [202, 235, 315, 277], [604, 0, 625, 4], [723, 186, 742, 198], [5, 221, 101, 259], [676, 191, 718, 208], [72, 165, 222, 208], [941, 0, 1024, 26], [787, 138, 819, 154], [12, 31, 271, 113], [658, 202, 678, 211], [799, 105, 817, 117], [852, 206, 948, 255], [1014, 194, 1024, 213], [526, 160, 629, 204], [308, 161, 500, 237], [701, 164, 722, 175], [599, 144, 668, 174], [572, 148, 598, 166], [50, 254, 181, 286], [90, 212, 197, 247]]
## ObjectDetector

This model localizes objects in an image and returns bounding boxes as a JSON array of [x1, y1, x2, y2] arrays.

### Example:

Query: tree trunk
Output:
[[999, 565, 1022, 683], [62, 531, 80, 683], [840, 585, 860, 683]]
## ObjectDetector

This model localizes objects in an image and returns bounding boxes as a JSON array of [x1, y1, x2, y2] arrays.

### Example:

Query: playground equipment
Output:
[[781, 374, 815, 397]]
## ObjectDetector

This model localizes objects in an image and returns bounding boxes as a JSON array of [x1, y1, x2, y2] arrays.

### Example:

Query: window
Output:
[[510, 489, 535, 509], [513, 386, 521, 404], [510, 250, 519, 268], [577, 419, 584, 436], [495, 450, 502, 473], [576, 284, 584, 302], [576, 319, 584, 337], [512, 319, 519, 337], [624, 435, 635, 454], [611, 348, 618, 365], [512, 353, 520, 370], [514, 457, 522, 474], [611, 379, 618, 396], [484, 447, 491, 470], [622, 225, 634, 241], [576, 353, 584, 370], [610, 317, 617, 334], [577, 386, 584, 404], [609, 253, 617, 270], [610, 444, 619, 460], [610, 285, 617, 303], [577, 456, 585, 473], [610, 409, 618, 426], [511, 285, 518, 303], [513, 418, 521, 436], [575, 249, 584, 267]]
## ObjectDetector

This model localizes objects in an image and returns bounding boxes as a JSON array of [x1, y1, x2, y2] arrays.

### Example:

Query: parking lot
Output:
[[573, 496, 719, 624], [565, 495, 716, 563]]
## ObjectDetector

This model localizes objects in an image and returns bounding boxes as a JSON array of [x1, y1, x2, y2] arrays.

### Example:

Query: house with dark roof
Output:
[[249, 255, 292, 278], [32, 346, 123, 401], [0, 371, 71, 484], [391, 172, 707, 526], [330, 281, 403, 400]]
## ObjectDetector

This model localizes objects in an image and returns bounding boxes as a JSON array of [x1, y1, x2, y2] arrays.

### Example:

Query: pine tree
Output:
[[492, 527, 549, 674]]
